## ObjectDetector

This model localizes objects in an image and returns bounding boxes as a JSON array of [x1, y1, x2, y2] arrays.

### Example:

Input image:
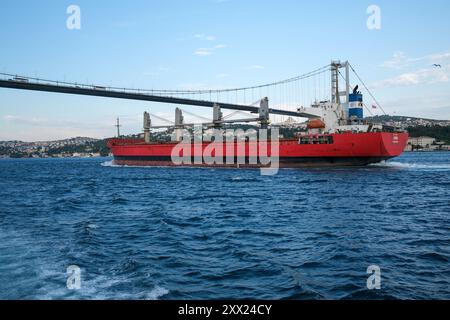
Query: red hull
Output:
[[107, 132, 408, 168]]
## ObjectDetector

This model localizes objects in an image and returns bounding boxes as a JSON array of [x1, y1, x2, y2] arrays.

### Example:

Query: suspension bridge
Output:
[[0, 61, 384, 128]]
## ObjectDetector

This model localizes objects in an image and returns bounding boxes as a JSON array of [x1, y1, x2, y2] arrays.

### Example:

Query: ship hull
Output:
[[111, 156, 392, 168], [107, 132, 409, 168]]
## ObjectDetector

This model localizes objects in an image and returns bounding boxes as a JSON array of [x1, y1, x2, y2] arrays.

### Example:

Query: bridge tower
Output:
[[259, 97, 270, 129], [331, 61, 350, 119], [143, 112, 151, 143], [212, 104, 223, 128], [174, 108, 184, 141]]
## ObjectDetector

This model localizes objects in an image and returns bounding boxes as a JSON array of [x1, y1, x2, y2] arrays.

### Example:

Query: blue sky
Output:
[[0, 0, 449, 141]]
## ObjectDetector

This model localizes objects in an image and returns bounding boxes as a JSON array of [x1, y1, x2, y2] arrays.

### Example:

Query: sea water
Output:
[[0, 152, 449, 299]]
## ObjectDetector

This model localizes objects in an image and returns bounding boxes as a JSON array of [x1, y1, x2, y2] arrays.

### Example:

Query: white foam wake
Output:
[[100, 160, 120, 167], [371, 161, 450, 170], [146, 286, 169, 300], [100, 161, 174, 169], [101, 159, 450, 171]]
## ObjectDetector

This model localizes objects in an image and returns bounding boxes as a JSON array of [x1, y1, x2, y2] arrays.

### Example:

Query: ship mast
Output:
[[331, 61, 341, 105], [330, 61, 351, 123], [115, 117, 122, 138]]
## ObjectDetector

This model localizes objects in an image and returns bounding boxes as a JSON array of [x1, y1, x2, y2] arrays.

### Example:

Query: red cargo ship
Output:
[[107, 65, 409, 168], [107, 131, 408, 168]]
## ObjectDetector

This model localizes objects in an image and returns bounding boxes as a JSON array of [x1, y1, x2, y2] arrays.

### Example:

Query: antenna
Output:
[[115, 117, 122, 137]]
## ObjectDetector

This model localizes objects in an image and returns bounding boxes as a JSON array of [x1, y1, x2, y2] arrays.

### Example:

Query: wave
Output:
[[146, 286, 169, 300], [370, 161, 450, 170], [102, 159, 450, 171], [100, 160, 222, 170], [100, 160, 120, 167], [229, 176, 259, 182], [101, 161, 174, 169], [420, 252, 449, 263]]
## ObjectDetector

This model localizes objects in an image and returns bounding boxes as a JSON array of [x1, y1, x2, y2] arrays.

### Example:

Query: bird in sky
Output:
[[433, 64, 442, 68]]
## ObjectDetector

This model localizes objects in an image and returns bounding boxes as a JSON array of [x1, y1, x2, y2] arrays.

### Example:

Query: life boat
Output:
[[307, 119, 326, 129]]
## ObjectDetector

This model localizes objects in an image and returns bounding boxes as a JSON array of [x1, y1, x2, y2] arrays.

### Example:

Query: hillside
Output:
[[406, 126, 450, 144], [2, 114, 450, 158], [365, 115, 450, 143], [0, 138, 110, 158]]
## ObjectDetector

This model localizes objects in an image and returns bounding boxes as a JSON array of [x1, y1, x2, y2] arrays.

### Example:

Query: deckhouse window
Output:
[[299, 136, 334, 145]]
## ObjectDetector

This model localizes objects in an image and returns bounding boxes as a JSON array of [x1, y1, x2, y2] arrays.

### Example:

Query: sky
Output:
[[0, 0, 449, 141]]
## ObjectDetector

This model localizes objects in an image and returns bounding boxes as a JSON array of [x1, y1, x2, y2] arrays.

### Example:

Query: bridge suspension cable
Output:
[[348, 63, 387, 115], [338, 70, 374, 117], [0, 65, 330, 96], [0, 62, 384, 120]]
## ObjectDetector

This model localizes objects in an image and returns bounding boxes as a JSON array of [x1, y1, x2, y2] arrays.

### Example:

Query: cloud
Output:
[[3, 115, 107, 129], [192, 33, 226, 56], [381, 50, 450, 69], [194, 44, 227, 56], [381, 51, 414, 69], [375, 50, 450, 88], [429, 52, 450, 64], [373, 66, 450, 88], [142, 66, 171, 77], [143, 72, 159, 77], [3, 115, 52, 126], [381, 93, 450, 120], [1, 115, 121, 141], [243, 65, 265, 70], [194, 49, 214, 56], [194, 34, 216, 41]]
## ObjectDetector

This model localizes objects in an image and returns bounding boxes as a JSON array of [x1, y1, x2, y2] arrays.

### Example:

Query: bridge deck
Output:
[[0, 79, 305, 118]]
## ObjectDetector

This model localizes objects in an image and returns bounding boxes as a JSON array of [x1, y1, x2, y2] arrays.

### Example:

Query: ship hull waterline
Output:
[[111, 156, 393, 168]]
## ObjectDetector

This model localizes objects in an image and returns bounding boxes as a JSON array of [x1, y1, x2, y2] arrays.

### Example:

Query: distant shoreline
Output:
[[404, 150, 450, 153], [0, 155, 111, 160], [1, 151, 449, 160]]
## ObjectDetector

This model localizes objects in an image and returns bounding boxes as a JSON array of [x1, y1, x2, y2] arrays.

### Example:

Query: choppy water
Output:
[[0, 152, 449, 300]]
